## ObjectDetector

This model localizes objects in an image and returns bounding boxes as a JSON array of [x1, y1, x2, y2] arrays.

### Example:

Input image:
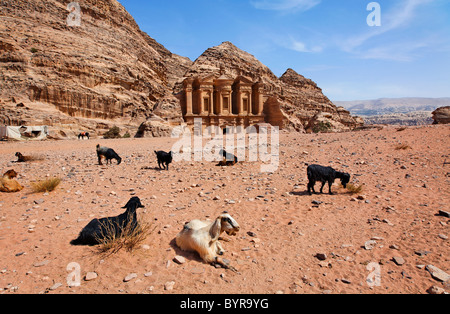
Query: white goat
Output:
[[176, 213, 240, 271]]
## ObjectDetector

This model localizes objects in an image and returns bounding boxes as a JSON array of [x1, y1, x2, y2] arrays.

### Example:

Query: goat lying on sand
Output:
[[70, 196, 145, 246], [176, 213, 240, 272], [307, 164, 350, 195], [15, 152, 33, 163], [154, 150, 173, 170], [96, 144, 122, 165], [0, 170, 24, 193], [217, 149, 238, 166]]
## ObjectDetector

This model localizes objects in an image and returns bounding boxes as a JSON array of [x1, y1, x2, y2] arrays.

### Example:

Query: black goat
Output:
[[307, 164, 350, 195], [70, 197, 145, 246], [219, 149, 238, 165], [155, 150, 173, 170], [96, 144, 122, 165]]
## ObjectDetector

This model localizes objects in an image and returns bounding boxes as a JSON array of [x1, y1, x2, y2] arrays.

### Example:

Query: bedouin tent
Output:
[[0, 126, 49, 141]]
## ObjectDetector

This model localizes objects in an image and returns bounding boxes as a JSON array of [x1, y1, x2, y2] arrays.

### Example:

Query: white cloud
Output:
[[342, 0, 435, 60], [250, 0, 321, 12], [360, 41, 429, 62], [290, 39, 323, 53]]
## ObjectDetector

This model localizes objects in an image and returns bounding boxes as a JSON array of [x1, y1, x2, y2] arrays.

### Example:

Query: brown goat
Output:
[[0, 170, 24, 193]]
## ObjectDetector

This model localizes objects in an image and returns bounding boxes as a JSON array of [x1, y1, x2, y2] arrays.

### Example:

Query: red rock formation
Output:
[[1, 2, 361, 136], [432, 106, 450, 124], [0, 0, 190, 130]]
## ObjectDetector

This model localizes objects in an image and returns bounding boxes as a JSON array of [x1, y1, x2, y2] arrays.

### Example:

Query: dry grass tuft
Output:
[[31, 177, 61, 193], [95, 217, 156, 255], [346, 183, 364, 194], [395, 143, 412, 150]]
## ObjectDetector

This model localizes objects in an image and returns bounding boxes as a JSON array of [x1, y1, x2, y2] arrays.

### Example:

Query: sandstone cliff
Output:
[[0, 0, 190, 135], [1, 2, 361, 137]]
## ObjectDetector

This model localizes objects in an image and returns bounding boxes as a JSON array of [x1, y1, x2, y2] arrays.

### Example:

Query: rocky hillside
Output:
[[335, 98, 450, 116], [0, 0, 190, 135], [362, 112, 433, 126], [1, 1, 361, 136], [179, 42, 362, 132]]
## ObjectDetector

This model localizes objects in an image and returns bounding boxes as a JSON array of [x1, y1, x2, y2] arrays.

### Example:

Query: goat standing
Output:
[[307, 164, 351, 195], [154, 150, 173, 170], [96, 144, 122, 165]]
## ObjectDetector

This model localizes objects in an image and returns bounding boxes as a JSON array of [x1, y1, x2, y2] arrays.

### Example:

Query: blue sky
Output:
[[117, 0, 450, 101]]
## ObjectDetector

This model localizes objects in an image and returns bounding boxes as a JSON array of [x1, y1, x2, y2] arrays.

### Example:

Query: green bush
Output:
[[313, 121, 332, 133], [103, 126, 121, 139]]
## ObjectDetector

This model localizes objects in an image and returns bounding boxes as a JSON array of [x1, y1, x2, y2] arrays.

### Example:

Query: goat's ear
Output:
[[209, 218, 222, 240]]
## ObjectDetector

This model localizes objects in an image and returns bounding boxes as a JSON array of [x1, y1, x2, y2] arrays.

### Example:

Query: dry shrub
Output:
[[346, 183, 364, 194], [31, 177, 61, 193], [395, 143, 412, 150], [96, 217, 156, 255]]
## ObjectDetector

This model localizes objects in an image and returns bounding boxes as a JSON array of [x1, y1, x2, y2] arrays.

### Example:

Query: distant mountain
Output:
[[334, 98, 450, 116]]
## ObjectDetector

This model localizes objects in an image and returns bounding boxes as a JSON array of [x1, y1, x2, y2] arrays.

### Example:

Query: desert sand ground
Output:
[[0, 125, 449, 294]]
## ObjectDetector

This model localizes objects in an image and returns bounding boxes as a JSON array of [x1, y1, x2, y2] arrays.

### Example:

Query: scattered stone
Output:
[[438, 210, 450, 218], [164, 281, 175, 291], [427, 286, 446, 295], [401, 271, 412, 279], [315, 253, 327, 261], [364, 240, 377, 250], [383, 219, 394, 226], [392, 256, 405, 266], [173, 255, 186, 265], [415, 250, 431, 257], [318, 261, 331, 268], [49, 283, 62, 291], [85, 272, 98, 281], [33, 260, 50, 267], [123, 273, 138, 282], [34, 199, 44, 205], [341, 278, 352, 284], [426, 265, 450, 282]]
